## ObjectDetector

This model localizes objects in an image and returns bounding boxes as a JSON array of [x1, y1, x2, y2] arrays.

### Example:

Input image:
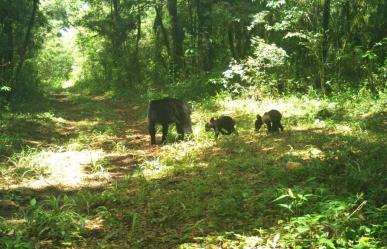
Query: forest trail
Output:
[[1, 0, 386, 247], [1, 92, 159, 193], [1, 92, 386, 248]]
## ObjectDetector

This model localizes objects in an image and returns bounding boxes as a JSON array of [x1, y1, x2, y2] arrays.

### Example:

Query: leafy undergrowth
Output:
[[0, 90, 386, 248]]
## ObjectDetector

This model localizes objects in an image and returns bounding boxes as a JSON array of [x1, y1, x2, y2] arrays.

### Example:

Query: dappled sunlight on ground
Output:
[[1, 92, 157, 192], [140, 157, 170, 178], [220, 96, 324, 119], [284, 145, 325, 160], [85, 216, 105, 234], [1, 92, 385, 248], [7, 149, 106, 190], [178, 231, 279, 249], [137, 140, 214, 179], [333, 124, 354, 134]]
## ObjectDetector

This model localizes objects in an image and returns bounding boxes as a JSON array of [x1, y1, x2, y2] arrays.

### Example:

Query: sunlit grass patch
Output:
[[36, 111, 67, 124], [1, 90, 386, 248], [179, 232, 272, 249], [162, 140, 214, 163], [66, 128, 125, 152], [2, 148, 106, 189], [120, 92, 386, 247], [139, 156, 169, 178], [1, 148, 50, 182], [284, 145, 325, 161], [136, 140, 213, 179]]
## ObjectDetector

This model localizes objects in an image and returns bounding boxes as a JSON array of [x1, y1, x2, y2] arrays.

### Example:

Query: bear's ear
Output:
[[210, 117, 215, 122]]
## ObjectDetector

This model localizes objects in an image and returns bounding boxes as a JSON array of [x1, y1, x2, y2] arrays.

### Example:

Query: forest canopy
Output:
[[0, 0, 386, 102]]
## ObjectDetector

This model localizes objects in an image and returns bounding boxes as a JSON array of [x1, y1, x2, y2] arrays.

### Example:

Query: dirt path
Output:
[[1, 92, 159, 194], [2, 92, 386, 248]]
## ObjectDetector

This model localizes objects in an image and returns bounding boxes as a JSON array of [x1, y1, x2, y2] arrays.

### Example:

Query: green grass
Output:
[[0, 90, 386, 248]]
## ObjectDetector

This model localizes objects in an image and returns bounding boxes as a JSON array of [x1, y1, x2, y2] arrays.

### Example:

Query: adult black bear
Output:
[[255, 109, 284, 132], [148, 97, 192, 144], [205, 116, 237, 138]]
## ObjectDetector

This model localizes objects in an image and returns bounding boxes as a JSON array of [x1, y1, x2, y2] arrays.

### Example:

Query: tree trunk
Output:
[[167, 0, 184, 76], [131, 2, 143, 85], [320, 0, 331, 93], [228, 25, 236, 58], [12, 0, 39, 94], [135, 4, 142, 57], [322, 0, 331, 63], [2, 18, 14, 86], [196, 0, 213, 71], [111, 0, 126, 87], [187, 0, 197, 71], [154, 5, 170, 55], [111, 0, 121, 55]]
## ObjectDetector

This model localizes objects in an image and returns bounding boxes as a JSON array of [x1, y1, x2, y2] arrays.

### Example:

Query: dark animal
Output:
[[148, 97, 192, 145], [205, 116, 237, 138], [255, 109, 284, 132]]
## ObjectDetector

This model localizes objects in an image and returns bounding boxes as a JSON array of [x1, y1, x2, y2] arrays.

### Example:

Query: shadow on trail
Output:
[[1, 91, 150, 153], [1, 94, 386, 248], [119, 128, 385, 247], [1, 92, 154, 210], [6, 125, 384, 248], [362, 111, 387, 133]]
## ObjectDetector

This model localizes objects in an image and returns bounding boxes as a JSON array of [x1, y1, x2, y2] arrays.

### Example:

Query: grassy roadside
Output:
[[1, 90, 386, 248]]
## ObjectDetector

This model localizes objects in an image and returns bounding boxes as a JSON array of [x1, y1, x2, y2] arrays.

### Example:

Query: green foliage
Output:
[[0, 89, 386, 248], [0, 89, 10, 111], [1, 0, 386, 100], [0, 196, 85, 248], [3, 148, 50, 180], [222, 38, 288, 95], [0, 0, 49, 99], [278, 195, 386, 248], [35, 35, 74, 87], [0, 0, 386, 248], [25, 196, 85, 245], [157, 72, 223, 101], [274, 188, 315, 214], [0, 217, 33, 249]]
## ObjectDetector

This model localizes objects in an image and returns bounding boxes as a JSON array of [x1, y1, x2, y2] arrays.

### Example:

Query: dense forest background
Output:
[[1, 0, 386, 102], [0, 0, 386, 248]]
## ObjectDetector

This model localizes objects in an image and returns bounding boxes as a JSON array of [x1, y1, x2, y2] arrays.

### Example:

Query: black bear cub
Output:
[[255, 109, 284, 133], [205, 116, 237, 138]]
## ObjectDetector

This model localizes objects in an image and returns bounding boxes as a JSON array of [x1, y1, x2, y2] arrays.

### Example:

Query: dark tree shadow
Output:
[[361, 111, 387, 132], [2, 124, 385, 248], [1, 95, 386, 248]]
